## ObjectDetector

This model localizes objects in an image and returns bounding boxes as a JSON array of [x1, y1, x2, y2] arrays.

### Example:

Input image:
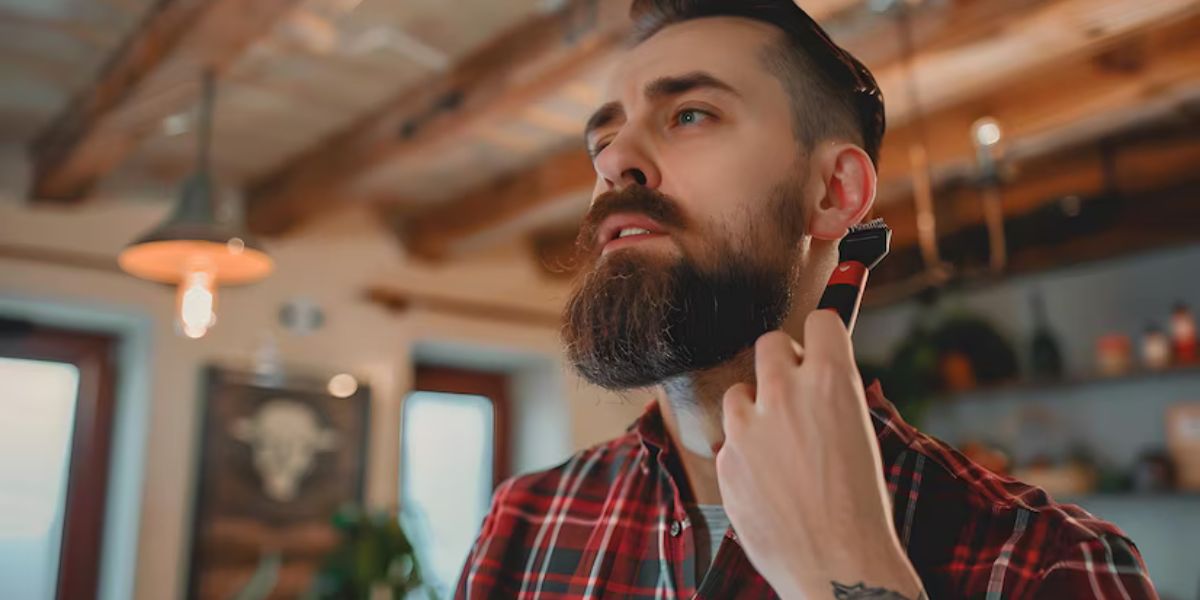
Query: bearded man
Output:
[[454, 1, 1157, 598]]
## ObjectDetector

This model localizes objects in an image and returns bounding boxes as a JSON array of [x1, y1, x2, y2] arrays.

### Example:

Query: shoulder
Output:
[[904, 422, 1133, 550], [868, 381, 1133, 549], [489, 428, 647, 517], [899, 426, 1155, 596], [456, 431, 651, 598], [866, 383, 1154, 596]]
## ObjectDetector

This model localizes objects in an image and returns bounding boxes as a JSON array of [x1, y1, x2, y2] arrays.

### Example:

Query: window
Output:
[[400, 367, 508, 596], [0, 319, 117, 600]]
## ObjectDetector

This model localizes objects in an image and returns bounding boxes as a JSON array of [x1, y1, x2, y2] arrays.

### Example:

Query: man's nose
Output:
[[593, 131, 662, 191]]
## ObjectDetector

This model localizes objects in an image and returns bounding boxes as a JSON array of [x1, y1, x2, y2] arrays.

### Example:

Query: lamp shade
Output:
[[118, 171, 273, 285]]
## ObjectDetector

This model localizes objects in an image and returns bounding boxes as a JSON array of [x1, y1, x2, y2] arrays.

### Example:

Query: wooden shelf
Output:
[[938, 362, 1200, 402]]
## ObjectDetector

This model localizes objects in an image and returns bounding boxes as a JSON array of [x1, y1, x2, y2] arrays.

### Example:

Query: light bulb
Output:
[[177, 268, 217, 339], [328, 373, 359, 398], [972, 117, 1003, 148]]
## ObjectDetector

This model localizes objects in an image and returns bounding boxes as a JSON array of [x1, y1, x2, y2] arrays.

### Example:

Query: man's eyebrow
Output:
[[582, 72, 739, 150], [584, 101, 624, 145], [644, 71, 740, 100]]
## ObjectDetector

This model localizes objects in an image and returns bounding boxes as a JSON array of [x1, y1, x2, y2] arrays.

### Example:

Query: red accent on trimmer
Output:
[[826, 261, 868, 287]]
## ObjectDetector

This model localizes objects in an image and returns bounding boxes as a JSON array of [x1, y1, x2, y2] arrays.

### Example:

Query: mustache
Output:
[[575, 186, 690, 254]]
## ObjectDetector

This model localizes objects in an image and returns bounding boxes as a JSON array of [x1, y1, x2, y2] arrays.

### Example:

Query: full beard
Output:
[[562, 183, 805, 391]]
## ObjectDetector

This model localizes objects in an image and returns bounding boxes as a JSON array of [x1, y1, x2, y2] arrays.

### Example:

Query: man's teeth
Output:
[[616, 227, 652, 239]]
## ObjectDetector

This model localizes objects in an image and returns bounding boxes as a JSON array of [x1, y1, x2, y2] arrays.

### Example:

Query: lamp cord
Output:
[[197, 70, 216, 176]]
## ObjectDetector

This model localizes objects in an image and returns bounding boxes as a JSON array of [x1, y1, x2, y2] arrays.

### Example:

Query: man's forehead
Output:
[[604, 16, 780, 100]]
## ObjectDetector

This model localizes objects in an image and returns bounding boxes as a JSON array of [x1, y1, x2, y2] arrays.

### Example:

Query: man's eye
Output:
[[674, 108, 712, 126], [590, 140, 611, 158]]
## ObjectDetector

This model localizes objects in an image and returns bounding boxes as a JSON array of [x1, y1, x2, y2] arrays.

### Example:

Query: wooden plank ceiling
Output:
[[9, 0, 1200, 288]]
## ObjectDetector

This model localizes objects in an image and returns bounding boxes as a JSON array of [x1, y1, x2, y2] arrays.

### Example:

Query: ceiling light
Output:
[[118, 71, 273, 340]]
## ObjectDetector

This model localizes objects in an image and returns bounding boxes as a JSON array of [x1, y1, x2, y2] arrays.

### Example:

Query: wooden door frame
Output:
[[411, 366, 510, 486], [0, 317, 119, 600]]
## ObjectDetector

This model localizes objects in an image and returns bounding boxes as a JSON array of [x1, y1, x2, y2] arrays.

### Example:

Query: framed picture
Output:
[[185, 366, 370, 600]]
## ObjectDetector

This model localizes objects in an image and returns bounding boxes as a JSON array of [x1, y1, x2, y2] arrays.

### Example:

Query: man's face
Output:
[[562, 17, 816, 390]]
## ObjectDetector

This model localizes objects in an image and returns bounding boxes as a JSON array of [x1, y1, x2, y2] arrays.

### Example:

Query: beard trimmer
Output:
[[817, 218, 891, 334]]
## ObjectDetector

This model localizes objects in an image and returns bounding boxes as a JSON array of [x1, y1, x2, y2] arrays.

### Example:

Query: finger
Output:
[[722, 381, 755, 429], [753, 330, 803, 388], [802, 309, 855, 367]]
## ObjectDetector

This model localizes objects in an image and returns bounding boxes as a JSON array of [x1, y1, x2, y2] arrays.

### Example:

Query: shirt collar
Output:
[[629, 398, 670, 455]]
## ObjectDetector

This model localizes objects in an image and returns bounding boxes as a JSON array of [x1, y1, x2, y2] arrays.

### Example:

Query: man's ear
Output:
[[809, 144, 877, 241]]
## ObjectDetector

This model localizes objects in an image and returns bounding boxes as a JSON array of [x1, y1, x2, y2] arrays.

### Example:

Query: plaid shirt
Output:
[[456, 382, 1157, 599]]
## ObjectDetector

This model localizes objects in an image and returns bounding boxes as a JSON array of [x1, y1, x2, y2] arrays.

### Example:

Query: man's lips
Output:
[[595, 213, 670, 255]]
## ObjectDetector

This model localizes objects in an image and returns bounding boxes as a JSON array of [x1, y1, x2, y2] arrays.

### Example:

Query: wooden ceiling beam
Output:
[[877, 132, 1200, 254], [363, 285, 561, 328], [874, 0, 1200, 127], [396, 14, 1200, 260], [402, 146, 595, 260], [864, 132, 1200, 298], [243, 0, 635, 236], [243, 0, 866, 236], [28, 0, 306, 202], [875, 17, 1200, 203]]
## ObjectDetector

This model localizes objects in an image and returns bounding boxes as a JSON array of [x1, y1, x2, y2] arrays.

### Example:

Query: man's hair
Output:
[[630, 0, 885, 165]]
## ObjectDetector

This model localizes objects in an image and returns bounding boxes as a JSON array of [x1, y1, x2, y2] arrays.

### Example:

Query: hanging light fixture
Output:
[[118, 71, 273, 339], [877, 0, 949, 284], [971, 116, 1008, 274]]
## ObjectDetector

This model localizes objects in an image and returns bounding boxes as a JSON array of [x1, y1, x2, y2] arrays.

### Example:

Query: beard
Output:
[[562, 180, 806, 391]]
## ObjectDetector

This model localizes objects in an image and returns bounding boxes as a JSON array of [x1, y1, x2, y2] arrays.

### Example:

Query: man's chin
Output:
[[562, 242, 791, 391], [562, 256, 682, 390]]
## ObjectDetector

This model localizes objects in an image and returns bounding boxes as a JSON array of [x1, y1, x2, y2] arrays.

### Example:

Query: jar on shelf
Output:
[[1141, 324, 1172, 371], [1096, 333, 1132, 377]]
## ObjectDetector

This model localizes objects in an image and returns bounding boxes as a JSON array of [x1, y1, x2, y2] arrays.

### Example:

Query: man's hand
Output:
[[715, 310, 925, 599]]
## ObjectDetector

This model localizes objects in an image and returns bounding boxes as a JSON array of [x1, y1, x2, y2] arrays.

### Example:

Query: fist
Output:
[[715, 311, 921, 599]]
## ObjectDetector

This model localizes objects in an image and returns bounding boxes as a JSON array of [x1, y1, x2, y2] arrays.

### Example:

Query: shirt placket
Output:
[[654, 449, 699, 596]]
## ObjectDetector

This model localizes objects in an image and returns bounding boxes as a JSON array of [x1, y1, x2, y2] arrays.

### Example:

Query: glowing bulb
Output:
[[328, 373, 358, 398], [177, 269, 217, 339], [972, 118, 1003, 147]]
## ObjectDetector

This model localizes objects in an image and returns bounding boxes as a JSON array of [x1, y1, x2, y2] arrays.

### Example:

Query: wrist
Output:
[[777, 546, 924, 600]]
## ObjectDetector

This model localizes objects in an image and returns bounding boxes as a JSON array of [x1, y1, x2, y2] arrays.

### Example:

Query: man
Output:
[[455, 0, 1157, 598]]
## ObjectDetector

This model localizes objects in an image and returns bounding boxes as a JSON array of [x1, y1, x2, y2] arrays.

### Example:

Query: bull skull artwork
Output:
[[231, 399, 340, 502]]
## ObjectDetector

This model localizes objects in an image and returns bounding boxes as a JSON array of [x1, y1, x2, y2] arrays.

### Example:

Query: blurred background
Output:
[[0, 0, 1198, 598]]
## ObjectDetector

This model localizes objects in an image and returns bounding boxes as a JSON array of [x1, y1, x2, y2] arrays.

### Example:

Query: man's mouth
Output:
[[596, 214, 670, 255]]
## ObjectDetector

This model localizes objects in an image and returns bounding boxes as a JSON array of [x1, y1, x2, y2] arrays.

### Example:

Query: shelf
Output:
[[937, 362, 1200, 402]]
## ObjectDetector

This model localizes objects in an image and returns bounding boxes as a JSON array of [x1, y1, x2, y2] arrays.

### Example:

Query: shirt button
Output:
[[669, 520, 682, 537]]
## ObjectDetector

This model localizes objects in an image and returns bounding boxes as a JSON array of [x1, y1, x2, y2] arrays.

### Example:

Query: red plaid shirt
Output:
[[456, 382, 1157, 599]]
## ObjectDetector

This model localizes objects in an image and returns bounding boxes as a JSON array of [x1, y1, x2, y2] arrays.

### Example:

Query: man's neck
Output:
[[650, 268, 830, 506], [655, 349, 756, 505]]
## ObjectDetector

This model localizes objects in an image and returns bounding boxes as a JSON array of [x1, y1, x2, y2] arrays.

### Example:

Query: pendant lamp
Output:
[[118, 71, 273, 339]]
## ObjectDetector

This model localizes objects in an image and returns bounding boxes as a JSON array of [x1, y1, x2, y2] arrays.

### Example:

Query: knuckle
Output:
[[755, 330, 788, 352], [723, 382, 751, 402], [755, 373, 788, 400]]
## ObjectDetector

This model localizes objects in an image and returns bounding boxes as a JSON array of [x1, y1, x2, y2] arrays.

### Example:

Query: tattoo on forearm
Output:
[[831, 581, 927, 600]]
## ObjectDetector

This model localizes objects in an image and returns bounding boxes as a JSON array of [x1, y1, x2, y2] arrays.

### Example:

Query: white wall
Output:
[[0, 197, 642, 600]]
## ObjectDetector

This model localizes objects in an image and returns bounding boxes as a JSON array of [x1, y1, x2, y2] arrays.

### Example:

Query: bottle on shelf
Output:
[[1141, 324, 1172, 371], [1170, 302, 1197, 365], [1029, 290, 1064, 380]]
